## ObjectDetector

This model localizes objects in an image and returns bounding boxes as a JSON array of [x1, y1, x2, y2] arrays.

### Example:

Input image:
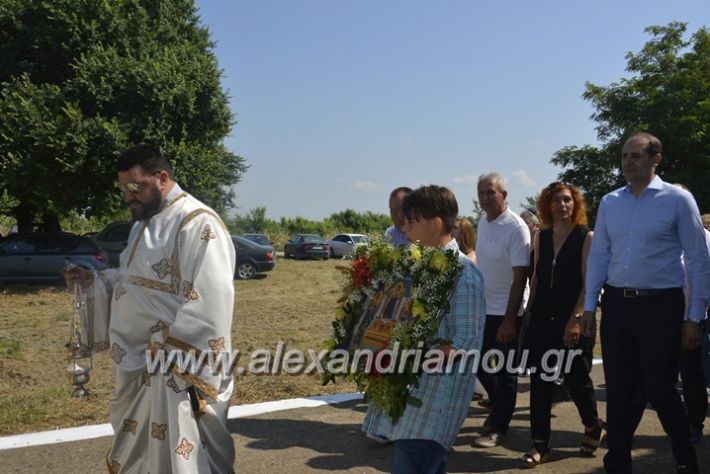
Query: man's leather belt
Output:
[[605, 285, 680, 298]]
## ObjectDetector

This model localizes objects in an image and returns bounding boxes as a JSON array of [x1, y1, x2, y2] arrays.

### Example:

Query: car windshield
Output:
[[351, 235, 367, 243]]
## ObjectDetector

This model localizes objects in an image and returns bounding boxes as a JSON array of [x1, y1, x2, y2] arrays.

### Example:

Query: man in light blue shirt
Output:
[[581, 133, 710, 474], [364, 186, 413, 444], [384, 187, 412, 246]]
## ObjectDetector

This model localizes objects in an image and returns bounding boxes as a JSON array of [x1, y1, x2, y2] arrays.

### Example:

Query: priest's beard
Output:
[[129, 186, 164, 220]]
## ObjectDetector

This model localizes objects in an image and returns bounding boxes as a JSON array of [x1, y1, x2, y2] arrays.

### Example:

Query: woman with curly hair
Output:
[[519, 182, 604, 468]]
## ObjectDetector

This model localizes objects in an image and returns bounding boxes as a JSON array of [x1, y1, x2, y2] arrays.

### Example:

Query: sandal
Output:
[[580, 420, 606, 455], [520, 441, 550, 469]]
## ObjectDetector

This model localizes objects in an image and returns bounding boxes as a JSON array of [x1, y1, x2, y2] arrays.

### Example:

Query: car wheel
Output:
[[295, 250, 303, 260], [236, 262, 257, 280]]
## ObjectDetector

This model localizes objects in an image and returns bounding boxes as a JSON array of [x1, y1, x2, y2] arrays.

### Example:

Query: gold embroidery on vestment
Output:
[[122, 419, 137, 435], [127, 275, 172, 294], [151, 422, 167, 441], [150, 320, 168, 334], [201, 224, 217, 241], [208, 337, 226, 352], [111, 343, 127, 364], [107, 459, 121, 474], [126, 220, 149, 267], [175, 437, 194, 460], [166, 375, 182, 393], [151, 258, 172, 279], [182, 280, 199, 301], [114, 282, 127, 301]]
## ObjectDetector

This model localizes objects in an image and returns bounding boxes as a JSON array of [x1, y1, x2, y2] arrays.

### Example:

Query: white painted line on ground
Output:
[[0, 392, 364, 451], [227, 391, 363, 419]]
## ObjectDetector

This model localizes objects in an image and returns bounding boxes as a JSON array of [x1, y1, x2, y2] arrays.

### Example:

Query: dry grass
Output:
[[0, 258, 355, 435]]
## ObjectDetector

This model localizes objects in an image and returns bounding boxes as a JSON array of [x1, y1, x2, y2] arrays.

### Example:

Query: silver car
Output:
[[327, 233, 370, 258], [0, 233, 109, 283]]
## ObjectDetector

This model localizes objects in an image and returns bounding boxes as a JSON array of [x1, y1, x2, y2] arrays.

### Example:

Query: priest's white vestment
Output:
[[103, 184, 236, 473]]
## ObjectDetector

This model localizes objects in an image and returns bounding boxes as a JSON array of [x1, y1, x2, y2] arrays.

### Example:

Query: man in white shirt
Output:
[[473, 172, 531, 448]]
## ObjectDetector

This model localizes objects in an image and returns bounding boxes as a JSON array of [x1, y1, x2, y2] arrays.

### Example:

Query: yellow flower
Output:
[[409, 246, 422, 261], [336, 307, 348, 320], [411, 299, 426, 319], [390, 248, 402, 264], [429, 252, 449, 272]]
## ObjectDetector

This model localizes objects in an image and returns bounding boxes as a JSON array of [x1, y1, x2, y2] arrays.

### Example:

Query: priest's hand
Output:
[[63, 267, 93, 288]]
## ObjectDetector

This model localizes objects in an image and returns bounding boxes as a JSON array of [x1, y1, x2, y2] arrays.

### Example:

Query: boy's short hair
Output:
[[403, 185, 458, 233]]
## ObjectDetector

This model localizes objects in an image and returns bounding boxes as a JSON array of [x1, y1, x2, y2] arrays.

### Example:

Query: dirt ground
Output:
[[3, 364, 708, 473]]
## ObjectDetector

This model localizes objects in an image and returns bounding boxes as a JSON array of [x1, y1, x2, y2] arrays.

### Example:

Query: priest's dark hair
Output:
[[402, 185, 458, 233], [116, 143, 173, 178]]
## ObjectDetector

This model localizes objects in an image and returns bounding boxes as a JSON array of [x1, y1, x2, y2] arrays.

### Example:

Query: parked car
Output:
[[283, 234, 330, 260], [232, 235, 275, 279], [241, 233, 273, 247], [327, 233, 370, 258], [0, 233, 109, 283], [92, 221, 134, 267]]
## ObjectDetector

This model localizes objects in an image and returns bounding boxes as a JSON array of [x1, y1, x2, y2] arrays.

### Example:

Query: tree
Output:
[[551, 22, 710, 220], [0, 0, 247, 231], [520, 194, 540, 213], [244, 206, 268, 234], [469, 200, 485, 228]]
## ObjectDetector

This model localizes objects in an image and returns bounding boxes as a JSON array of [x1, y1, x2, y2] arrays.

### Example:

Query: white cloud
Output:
[[512, 169, 535, 188], [452, 174, 479, 185], [348, 181, 381, 192]]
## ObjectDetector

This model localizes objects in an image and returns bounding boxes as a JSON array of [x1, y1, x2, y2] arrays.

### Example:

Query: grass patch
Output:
[[0, 335, 22, 358]]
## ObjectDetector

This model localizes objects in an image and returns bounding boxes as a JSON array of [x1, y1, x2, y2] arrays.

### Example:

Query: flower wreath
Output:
[[322, 240, 462, 422]]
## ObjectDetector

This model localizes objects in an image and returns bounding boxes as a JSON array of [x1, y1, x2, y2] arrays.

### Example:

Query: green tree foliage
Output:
[[0, 0, 247, 231], [469, 200, 485, 228], [327, 209, 392, 234], [551, 22, 710, 220]]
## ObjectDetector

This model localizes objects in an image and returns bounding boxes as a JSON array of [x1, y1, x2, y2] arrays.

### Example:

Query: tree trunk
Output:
[[14, 202, 33, 233], [42, 211, 61, 233]]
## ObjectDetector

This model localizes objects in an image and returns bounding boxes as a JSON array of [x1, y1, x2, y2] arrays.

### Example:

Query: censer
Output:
[[66, 279, 92, 398]]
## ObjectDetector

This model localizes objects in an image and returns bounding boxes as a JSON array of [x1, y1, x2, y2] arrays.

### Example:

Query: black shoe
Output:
[[676, 464, 699, 474]]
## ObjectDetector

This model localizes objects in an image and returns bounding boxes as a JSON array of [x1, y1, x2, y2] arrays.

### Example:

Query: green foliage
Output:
[[0, 0, 247, 231], [0, 335, 22, 358], [469, 200, 485, 228], [552, 22, 710, 220], [520, 194, 540, 212]]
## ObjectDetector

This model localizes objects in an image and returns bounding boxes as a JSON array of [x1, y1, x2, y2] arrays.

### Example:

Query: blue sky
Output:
[[194, 0, 710, 220]]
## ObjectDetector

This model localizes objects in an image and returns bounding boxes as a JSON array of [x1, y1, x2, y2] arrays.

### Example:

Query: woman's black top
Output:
[[531, 225, 589, 321]]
